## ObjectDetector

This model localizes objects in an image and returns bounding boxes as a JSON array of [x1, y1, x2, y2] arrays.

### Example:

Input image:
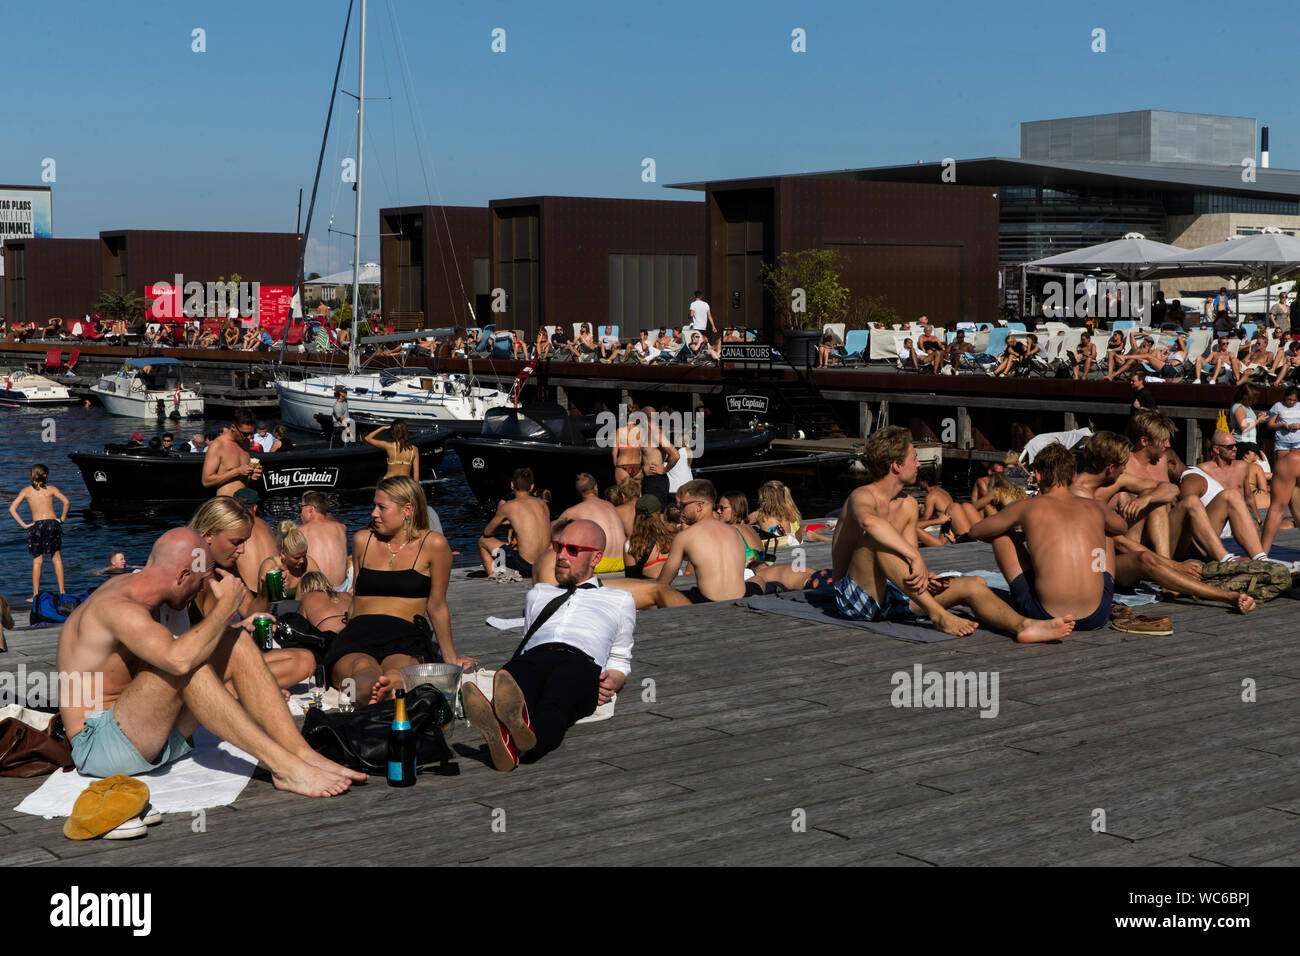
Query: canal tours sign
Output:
[[719, 342, 773, 363]]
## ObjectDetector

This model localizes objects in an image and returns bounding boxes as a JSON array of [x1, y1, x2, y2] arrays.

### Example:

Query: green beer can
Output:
[[264, 570, 285, 602], [252, 614, 275, 650]]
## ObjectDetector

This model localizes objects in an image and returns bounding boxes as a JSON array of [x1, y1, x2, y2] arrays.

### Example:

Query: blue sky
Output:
[[4, 0, 1297, 273]]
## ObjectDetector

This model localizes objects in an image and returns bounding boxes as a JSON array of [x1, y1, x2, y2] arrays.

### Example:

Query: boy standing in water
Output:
[[8, 464, 71, 602]]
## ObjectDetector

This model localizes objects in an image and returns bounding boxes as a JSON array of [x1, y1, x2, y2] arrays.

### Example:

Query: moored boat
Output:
[[90, 357, 205, 418], [277, 367, 505, 432], [0, 368, 75, 406], [69, 423, 450, 509], [448, 404, 833, 508]]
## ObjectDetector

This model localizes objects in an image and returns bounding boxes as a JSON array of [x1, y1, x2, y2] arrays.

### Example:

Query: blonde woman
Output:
[[188, 498, 315, 689], [327, 476, 474, 705], [257, 521, 323, 599], [298, 571, 353, 634], [748, 480, 806, 546]]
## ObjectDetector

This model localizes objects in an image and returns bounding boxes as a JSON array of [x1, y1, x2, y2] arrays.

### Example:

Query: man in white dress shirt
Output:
[[463, 519, 635, 771]]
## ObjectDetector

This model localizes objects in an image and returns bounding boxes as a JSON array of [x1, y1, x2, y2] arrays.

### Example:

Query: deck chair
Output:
[[64, 350, 81, 373], [1004, 322, 1027, 333], [973, 327, 1010, 366], [821, 323, 846, 347], [42, 349, 63, 372], [490, 332, 515, 359], [835, 329, 869, 365]]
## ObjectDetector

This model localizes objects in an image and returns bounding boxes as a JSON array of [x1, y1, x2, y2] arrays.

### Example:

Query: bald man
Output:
[[551, 473, 627, 573], [57, 527, 364, 796], [463, 519, 635, 771]]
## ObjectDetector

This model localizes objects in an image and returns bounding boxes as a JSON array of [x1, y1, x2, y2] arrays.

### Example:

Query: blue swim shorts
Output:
[[69, 707, 193, 778], [834, 575, 915, 623]]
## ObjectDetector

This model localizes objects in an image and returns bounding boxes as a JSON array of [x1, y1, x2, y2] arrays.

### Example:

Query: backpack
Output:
[[29, 590, 92, 625], [1198, 560, 1293, 603]]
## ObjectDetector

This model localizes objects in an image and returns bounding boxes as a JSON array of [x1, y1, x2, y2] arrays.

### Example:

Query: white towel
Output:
[[15, 729, 256, 819], [486, 616, 526, 630]]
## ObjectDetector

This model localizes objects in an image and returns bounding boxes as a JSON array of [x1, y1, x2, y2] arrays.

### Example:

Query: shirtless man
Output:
[[638, 406, 680, 504], [1120, 411, 1185, 557], [1072, 432, 1255, 613], [232, 489, 280, 599], [479, 468, 551, 577], [1171, 432, 1269, 562], [1193, 338, 1239, 385], [299, 492, 350, 589], [56, 528, 363, 794], [551, 474, 627, 573], [970, 442, 1125, 632], [834, 427, 1074, 642], [917, 325, 945, 373], [655, 480, 753, 605], [202, 409, 263, 496]]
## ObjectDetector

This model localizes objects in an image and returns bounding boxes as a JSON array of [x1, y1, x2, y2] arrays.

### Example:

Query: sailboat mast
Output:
[[349, 0, 366, 375]]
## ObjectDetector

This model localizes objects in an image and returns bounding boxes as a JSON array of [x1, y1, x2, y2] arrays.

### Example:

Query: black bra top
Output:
[[354, 532, 432, 600]]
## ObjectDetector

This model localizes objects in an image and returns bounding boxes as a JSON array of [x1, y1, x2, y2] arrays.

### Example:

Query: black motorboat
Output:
[[69, 425, 450, 509], [449, 404, 857, 508]]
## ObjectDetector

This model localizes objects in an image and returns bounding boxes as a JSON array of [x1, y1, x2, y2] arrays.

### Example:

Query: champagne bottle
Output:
[[387, 689, 417, 787]]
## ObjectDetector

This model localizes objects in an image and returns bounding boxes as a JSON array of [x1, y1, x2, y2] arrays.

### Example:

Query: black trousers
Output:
[[642, 473, 669, 507], [502, 645, 600, 761]]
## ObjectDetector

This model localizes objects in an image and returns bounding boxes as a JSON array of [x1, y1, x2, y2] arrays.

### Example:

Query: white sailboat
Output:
[[276, 0, 506, 433]]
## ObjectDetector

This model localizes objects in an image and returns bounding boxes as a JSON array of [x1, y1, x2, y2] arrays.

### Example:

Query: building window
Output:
[[608, 253, 698, 332]]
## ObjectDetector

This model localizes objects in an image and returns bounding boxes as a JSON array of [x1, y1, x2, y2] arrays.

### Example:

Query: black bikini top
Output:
[[354, 532, 432, 600]]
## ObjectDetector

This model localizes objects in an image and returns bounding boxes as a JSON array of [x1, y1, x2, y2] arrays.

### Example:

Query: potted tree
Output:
[[760, 249, 850, 367]]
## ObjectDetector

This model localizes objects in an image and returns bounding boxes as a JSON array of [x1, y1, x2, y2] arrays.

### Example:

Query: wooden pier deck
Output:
[[2, 534, 1299, 867]]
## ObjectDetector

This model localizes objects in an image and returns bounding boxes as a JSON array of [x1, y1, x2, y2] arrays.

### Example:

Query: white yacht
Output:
[[0, 368, 74, 406], [276, 367, 505, 431], [91, 357, 205, 418]]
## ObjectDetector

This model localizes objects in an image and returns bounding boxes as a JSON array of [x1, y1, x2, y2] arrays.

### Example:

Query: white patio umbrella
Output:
[[1027, 233, 1186, 280], [1178, 229, 1300, 318]]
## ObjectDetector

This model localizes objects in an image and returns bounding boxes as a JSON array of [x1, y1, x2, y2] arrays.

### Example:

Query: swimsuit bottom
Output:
[[322, 614, 437, 681], [27, 519, 62, 557], [834, 575, 915, 622], [1009, 571, 1113, 631]]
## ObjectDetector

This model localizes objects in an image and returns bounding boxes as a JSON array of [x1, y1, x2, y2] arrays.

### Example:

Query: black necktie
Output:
[[510, 582, 596, 661]]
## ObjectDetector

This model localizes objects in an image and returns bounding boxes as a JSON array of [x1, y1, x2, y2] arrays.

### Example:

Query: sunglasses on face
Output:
[[551, 541, 601, 557]]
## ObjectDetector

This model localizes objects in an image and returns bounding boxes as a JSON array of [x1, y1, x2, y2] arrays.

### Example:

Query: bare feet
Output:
[[272, 762, 351, 797], [301, 749, 369, 783], [1236, 593, 1257, 614], [932, 610, 977, 637], [368, 674, 396, 705], [1016, 615, 1075, 643]]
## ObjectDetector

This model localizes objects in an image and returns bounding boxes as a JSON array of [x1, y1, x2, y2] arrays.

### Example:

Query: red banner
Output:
[[145, 284, 184, 322], [257, 286, 293, 338]]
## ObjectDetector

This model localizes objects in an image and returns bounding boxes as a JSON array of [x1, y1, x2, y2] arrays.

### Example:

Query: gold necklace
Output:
[[385, 533, 409, 567]]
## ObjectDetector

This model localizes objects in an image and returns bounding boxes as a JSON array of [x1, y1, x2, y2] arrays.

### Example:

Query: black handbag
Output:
[[301, 683, 454, 774]]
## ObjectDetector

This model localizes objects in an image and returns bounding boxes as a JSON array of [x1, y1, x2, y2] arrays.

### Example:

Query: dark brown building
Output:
[[3, 238, 102, 325], [488, 196, 704, 337], [379, 205, 490, 331], [674, 176, 1000, 331], [100, 229, 301, 298]]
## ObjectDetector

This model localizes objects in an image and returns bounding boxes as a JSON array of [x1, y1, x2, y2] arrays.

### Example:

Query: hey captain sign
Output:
[[726, 394, 770, 414], [263, 467, 339, 490], [719, 343, 772, 362]]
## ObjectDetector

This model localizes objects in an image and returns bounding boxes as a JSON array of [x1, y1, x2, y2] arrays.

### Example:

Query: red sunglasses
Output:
[[551, 540, 601, 557]]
